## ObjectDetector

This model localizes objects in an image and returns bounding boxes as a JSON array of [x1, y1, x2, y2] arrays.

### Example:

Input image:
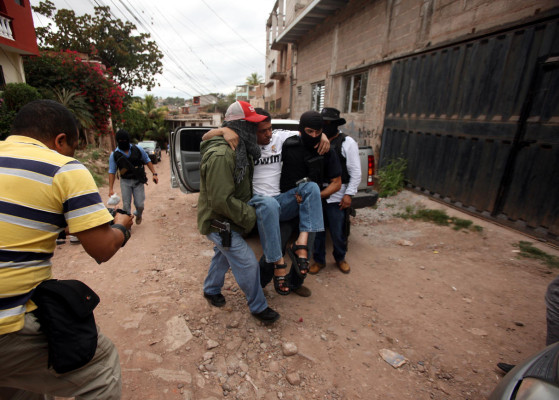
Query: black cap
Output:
[[320, 107, 346, 126]]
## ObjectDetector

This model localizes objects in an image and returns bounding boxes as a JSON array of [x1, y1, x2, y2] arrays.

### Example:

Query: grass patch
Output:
[[377, 158, 407, 198], [396, 206, 483, 232], [514, 241, 559, 268], [74, 146, 111, 187]]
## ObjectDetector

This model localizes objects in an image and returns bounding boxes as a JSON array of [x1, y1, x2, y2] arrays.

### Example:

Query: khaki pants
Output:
[[0, 313, 121, 399]]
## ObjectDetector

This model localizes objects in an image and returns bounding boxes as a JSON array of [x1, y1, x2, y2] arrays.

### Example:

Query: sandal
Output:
[[273, 263, 290, 296], [288, 243, 309, 278]]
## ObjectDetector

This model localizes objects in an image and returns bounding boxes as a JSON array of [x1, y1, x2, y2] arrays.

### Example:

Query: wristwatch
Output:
[[112, 224, 131, 247], [153, 173, 158, 176]]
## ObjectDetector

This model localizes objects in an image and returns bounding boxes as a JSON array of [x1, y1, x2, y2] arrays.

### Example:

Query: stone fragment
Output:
[[286, 372, 301, 385], [282, 342, 298, 356], [379, 348, 407, 368]]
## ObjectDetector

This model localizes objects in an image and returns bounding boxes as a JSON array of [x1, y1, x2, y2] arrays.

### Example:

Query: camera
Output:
[[107, 208, 130, 223]]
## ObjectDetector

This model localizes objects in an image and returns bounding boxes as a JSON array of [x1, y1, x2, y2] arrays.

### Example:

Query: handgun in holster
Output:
[[210, 219, 231, 249]]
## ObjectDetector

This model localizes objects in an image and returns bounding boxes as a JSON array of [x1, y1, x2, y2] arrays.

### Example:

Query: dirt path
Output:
[[51, 152, 559, 399]]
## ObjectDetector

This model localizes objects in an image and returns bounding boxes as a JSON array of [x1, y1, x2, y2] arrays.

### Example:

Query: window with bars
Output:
[[311, 81, 325, 111], [344, 72, 368, 113]]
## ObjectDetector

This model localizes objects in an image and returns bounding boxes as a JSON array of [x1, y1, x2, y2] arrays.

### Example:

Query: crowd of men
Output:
[[1, 99, 553, 398]]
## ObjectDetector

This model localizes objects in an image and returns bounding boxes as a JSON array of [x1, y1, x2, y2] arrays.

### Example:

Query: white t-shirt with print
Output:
[[253, 129, 298, 196]]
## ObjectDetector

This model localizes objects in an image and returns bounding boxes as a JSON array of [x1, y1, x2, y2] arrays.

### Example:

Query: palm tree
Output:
[[131, 95, 168, 142], [246, 72, 263, 86], [52, 87, 95, 146]]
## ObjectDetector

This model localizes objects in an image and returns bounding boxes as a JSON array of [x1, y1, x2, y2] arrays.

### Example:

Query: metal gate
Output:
[[379, 16, 559, 244]]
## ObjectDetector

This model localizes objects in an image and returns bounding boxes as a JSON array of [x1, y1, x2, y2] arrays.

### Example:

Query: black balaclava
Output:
[[116, 129, 131, 151], [323, 121, 340, 139], [299, 111, 323, 152], [222, 119, 261, 184]]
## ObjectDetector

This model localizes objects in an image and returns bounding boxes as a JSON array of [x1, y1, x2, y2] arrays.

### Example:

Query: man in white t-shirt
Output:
[[203, 109, 329, 296]]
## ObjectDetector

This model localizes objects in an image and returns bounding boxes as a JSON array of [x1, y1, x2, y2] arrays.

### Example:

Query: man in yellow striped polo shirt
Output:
[[0, 100, 133, 399]]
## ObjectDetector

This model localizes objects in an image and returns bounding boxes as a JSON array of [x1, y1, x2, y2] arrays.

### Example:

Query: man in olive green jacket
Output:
[[197, 101, 280, 324]]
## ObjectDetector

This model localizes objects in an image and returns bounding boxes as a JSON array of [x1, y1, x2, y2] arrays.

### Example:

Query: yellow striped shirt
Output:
[[0, 136, 113, 334]]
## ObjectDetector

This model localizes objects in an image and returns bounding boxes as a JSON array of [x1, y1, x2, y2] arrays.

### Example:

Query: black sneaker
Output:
[[252, 307, 280, 324], [204, 292, 226, 307], [497, 362, 515, 373]]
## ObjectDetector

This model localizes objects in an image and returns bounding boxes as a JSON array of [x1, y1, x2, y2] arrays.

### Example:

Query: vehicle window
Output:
[[139, 142, 155, 150], [180, 129, 208, 152]]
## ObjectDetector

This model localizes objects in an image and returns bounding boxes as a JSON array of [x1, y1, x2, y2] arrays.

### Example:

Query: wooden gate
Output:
[[379, 16, 559, 244]]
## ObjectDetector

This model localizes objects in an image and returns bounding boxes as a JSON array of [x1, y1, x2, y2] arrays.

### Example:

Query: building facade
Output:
[[0, 0, 39, 86], [266, 0, 558, 154], [266, 0, 559, 243]]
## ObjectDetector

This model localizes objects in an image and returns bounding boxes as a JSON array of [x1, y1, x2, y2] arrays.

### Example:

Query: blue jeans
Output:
[[120, 178, 145, 218], [313, 202, 347, 264], [204, 231, 268, 314], [249, 182, 324, 263]]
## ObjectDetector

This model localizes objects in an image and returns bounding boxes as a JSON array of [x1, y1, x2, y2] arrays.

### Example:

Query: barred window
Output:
[[311, 81, 325, 111], [344, 72, 368, 113]]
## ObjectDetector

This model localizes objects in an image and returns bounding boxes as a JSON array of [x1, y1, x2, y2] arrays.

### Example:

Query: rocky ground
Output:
[[51, 152, 559, 399]]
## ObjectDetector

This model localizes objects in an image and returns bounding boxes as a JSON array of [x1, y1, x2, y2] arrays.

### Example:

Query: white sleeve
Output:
[[274, 129, 299, 145], [342, 137, 361, 196]]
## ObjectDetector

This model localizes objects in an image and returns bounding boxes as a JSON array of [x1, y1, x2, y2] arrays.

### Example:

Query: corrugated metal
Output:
[[380, 17, 559, 244]]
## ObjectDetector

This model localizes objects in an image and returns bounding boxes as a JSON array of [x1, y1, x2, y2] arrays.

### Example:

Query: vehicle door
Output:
[[169, 126, 214, 193]]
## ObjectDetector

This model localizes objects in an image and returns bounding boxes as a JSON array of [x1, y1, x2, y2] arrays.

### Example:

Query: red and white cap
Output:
[[224, 101, 267, 123]]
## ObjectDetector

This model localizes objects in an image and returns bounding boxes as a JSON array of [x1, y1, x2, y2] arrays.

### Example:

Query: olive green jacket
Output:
[[197, 137, 256, 235]]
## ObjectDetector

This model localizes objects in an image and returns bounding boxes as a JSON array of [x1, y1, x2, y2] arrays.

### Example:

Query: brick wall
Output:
[[287, 0, 557, 164]]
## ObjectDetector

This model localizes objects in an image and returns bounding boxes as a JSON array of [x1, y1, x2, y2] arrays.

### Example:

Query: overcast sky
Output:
[[29, 0, 276, 99]]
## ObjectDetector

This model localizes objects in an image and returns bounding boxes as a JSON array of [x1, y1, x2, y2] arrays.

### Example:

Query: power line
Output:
[[200, 0, 266, 57], [115, 0, 218, 94]]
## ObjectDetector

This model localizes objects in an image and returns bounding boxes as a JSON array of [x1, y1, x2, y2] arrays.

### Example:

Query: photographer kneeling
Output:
[[0, 100, 133, 399]]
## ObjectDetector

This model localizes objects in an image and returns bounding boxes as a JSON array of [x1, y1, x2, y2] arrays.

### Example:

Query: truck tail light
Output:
[[367, 155, 375, 186]]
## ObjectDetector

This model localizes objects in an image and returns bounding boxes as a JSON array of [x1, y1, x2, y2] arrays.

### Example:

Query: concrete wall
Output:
[[0, 51, 25, 83], [286, 0, 558, 165]]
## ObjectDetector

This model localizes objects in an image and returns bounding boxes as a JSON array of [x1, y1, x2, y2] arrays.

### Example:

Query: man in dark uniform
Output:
[[108, 130, 158, 224]]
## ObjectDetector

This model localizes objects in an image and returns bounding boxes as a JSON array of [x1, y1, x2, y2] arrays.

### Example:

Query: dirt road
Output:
[[51, 152, 558, 399]]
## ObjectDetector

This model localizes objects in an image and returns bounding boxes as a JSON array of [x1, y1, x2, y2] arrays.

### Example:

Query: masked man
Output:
[[310, 107, 361, 274], [108, 130, 158, 224]]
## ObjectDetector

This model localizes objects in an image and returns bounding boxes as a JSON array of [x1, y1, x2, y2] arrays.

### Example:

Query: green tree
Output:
[[24, 50, 126, 137], [161, 96, 186, 107], [246, 72, 263, 86], [118, 106, 149, 143], [0, 83, 42, 139], [33, 0, 163, 92], [51, 87, 95, 130], [213, 93, 236, 115], [129, 95, 168, 143]]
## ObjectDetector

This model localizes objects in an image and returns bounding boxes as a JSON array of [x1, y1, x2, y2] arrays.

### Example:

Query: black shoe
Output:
[[252, 307, 280, 324], [497, 362, 515, 373], [204, 292, 226, 307]]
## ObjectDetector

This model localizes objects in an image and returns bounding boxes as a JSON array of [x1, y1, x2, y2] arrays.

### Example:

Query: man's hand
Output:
[[339, 194, 352, 210], [153, 175, 159, 184], [114, 211, 134, 231], [109, 189, 115, 197], [223, 128, 239, 151], [316, 133, 331, 155]]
